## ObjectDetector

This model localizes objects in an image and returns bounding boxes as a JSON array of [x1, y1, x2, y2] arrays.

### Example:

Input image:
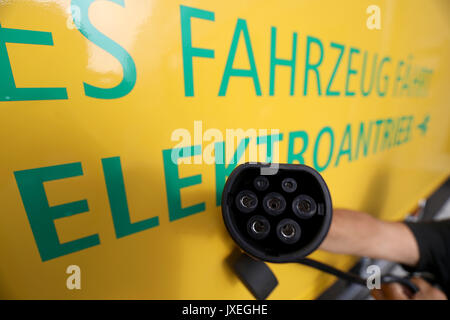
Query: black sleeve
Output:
[[403, 219, 450, 297]]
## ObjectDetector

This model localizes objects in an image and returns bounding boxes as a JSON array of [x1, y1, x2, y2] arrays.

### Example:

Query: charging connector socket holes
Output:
[[253, 176, 269, 191], [263, 192, 286, 216], [247, 215, 270, 240], [235, 190, 258, 213], [222, 163, 332, 263], [292, 195, 317, 219], [276, 219, 301, 244], [281, 178, 297, 193]]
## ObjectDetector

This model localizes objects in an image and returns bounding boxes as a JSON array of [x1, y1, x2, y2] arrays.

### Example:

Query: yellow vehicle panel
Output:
[[0, 0, 449, 299]]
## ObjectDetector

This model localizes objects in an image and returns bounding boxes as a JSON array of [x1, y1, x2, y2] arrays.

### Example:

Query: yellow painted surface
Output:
[[0, 0, 449, 299]]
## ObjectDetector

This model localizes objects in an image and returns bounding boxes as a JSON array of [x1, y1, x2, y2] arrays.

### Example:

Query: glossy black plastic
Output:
[[222, 163, 333, 263]]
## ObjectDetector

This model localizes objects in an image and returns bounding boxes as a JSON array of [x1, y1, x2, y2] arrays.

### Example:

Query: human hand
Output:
[[371, 277, 447, 300]]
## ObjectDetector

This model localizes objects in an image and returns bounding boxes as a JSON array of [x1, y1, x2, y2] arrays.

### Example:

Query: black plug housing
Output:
[[222, 163, 333, 263]]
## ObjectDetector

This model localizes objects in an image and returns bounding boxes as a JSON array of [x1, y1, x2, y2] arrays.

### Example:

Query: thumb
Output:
[[376, 283, 410, 300]]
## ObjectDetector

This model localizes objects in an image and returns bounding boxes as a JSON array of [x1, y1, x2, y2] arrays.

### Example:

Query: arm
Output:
[[319, 208, 420, 267]]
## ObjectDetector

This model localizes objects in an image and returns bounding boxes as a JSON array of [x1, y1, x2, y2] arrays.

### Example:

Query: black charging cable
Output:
[[297, 257, 420, 294]]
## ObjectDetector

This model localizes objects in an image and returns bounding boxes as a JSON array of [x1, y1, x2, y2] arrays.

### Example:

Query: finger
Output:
[[380, 283, 409, 300], [410, 277, 448, 300], [371, 288, 386, 300], [410, 277, 432, 289]]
